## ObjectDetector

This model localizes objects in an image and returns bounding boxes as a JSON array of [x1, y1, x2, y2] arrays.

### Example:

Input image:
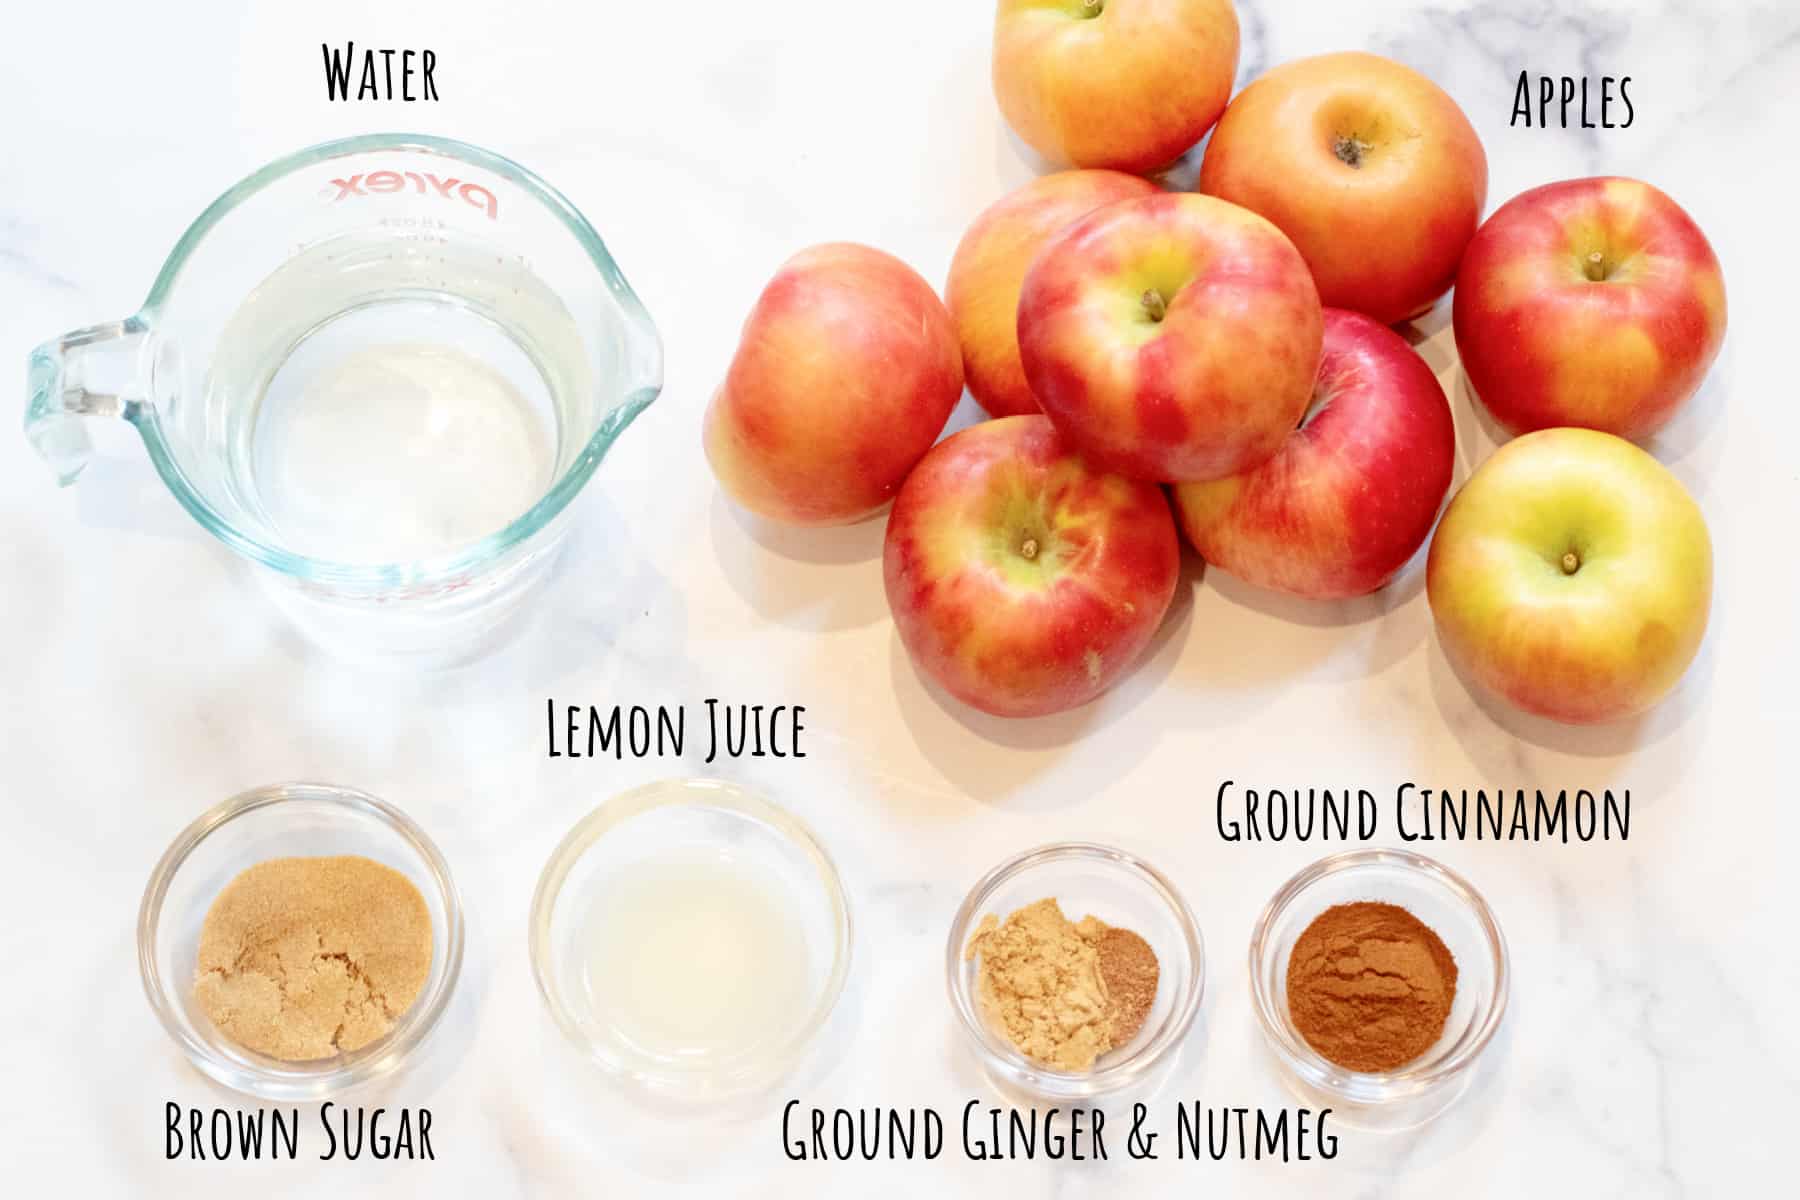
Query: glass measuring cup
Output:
[[25, 133, 662, 664]]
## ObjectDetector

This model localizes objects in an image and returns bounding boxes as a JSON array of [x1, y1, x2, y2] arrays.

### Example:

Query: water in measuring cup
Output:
[[211, 233, 592, 566], [253, 308, 552, 564]]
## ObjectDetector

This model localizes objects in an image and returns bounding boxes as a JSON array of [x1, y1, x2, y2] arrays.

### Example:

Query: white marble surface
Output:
[[4, 0, 1799, 1194]]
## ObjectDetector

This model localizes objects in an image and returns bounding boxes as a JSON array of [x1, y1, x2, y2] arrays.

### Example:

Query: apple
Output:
[[992, 0, 1239, 174], [1198, 51, 1487, 324], [704, 243, 963, 525], [1017, 191, 1323, 483], [1171, 309, 1454, 599], [947, 169, 1161, 418], [1426, 427, 1712, 724], [1453, 177, 1727, 440], [883, 414, 1179, 717]]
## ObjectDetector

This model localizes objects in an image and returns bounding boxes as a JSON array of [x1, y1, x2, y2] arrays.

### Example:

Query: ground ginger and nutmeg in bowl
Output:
[[946, 843, 1204, 1102]]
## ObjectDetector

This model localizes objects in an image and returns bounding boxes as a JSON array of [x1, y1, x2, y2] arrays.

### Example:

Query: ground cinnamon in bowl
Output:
[[1285, 901, 1457, 1073]]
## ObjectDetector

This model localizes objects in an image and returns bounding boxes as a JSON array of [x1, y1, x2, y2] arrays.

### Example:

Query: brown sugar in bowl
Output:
[[138, 782, 464, 1101]]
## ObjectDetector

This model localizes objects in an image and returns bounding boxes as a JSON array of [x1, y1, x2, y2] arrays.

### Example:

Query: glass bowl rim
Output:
[[944, 840, 1206, 1093], [1247, 846, 1510, 1098], [122, 131, 664, 589], [136, 780, 466, 1100], [527, 776, 853, 1097]]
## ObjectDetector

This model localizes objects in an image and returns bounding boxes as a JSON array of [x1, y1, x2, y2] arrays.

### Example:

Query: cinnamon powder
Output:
[[1285, 901, 1457, 1072]]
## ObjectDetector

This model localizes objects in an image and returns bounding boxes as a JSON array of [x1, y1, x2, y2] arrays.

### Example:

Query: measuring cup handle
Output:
[[24, 318, 148, 485]]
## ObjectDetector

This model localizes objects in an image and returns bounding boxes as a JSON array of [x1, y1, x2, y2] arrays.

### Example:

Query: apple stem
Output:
[[1584, 251, 1609, 282], [1141, 289, 1167, 322], [1082, 0, 1103, 14], [1561, 550, 1581, 575], [1020, 537, 1040, 561]]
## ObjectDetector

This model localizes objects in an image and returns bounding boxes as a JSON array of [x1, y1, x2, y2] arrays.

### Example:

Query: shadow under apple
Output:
[[886, 564, 1201, 810], [705, 489, 890, 633], [1643, 337, 1731, 496], [1166, 523, 1436, 704], [1424, 614, 1716, 794]]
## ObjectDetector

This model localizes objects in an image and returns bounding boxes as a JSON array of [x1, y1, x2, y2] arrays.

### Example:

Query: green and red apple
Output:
[[1173, 309, 1455, 598], [1017, 192, 1323, 483], [884, 415, 1179, 717], [1427, 428, 1712, 724], [947, 169, 1161, 418], [703, 243, 963, 525], [1453, 177, 1727, 440], [992, 0, 1239, 173], [1199, 51, 1487, 324]]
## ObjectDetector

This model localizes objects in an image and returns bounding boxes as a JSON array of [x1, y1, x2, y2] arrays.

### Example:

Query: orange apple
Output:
[[992, 0, 1240, 173], [1017, 192, 1323, 483], [704, 243, 962, 525], [1198, 51, 1488, 324], [947, 169, 1161, 418], [884, 415, 1180, 717], [1427, 428, 1712, 724], [1453, 177, 1727, 440], [1172, 309, 1454, 598]]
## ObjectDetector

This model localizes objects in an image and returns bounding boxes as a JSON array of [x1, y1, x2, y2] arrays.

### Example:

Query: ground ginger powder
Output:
[[964, 897, 1158, 1072], [194, 856, 434, 1062]]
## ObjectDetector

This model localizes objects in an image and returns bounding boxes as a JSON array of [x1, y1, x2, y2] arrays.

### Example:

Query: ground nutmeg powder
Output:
[[1285, 900, 1457, 1073]]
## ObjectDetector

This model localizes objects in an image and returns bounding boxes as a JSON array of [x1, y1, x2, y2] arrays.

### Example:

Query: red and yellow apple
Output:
[[703, 243, 963, 525], [1017, 192, 1323, 483], [1453, 177, 1727, 440], [947, 169, 1161, 418], [1426, 428, 1712, 724], [1172, 309, 1454, 598], [1198, 51, 1487, 324], [883, 415, 1179, 717], [992, 0, 1239, 174]]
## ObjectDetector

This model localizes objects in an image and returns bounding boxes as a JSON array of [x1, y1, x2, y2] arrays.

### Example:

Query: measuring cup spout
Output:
[[24, 318, 148, 485]]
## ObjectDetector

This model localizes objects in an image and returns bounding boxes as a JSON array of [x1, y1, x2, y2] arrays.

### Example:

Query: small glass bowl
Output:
[[137, 782, 464, 1101], [529, 778, 851, 1106], [947, 842, 1205, 1102], [1248, 848, 1509, 1130]]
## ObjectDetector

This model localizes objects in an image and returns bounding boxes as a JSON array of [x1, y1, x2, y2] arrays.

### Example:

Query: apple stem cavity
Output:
[[1333, 134, 1374, 168], [1141, 289, 1168, 323], [1561, 550, 1581, 575], [1298, 385, 1332, 431]]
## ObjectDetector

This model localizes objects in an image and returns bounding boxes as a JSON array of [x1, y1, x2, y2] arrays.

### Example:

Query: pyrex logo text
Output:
[[327, 171, 498, 220]]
